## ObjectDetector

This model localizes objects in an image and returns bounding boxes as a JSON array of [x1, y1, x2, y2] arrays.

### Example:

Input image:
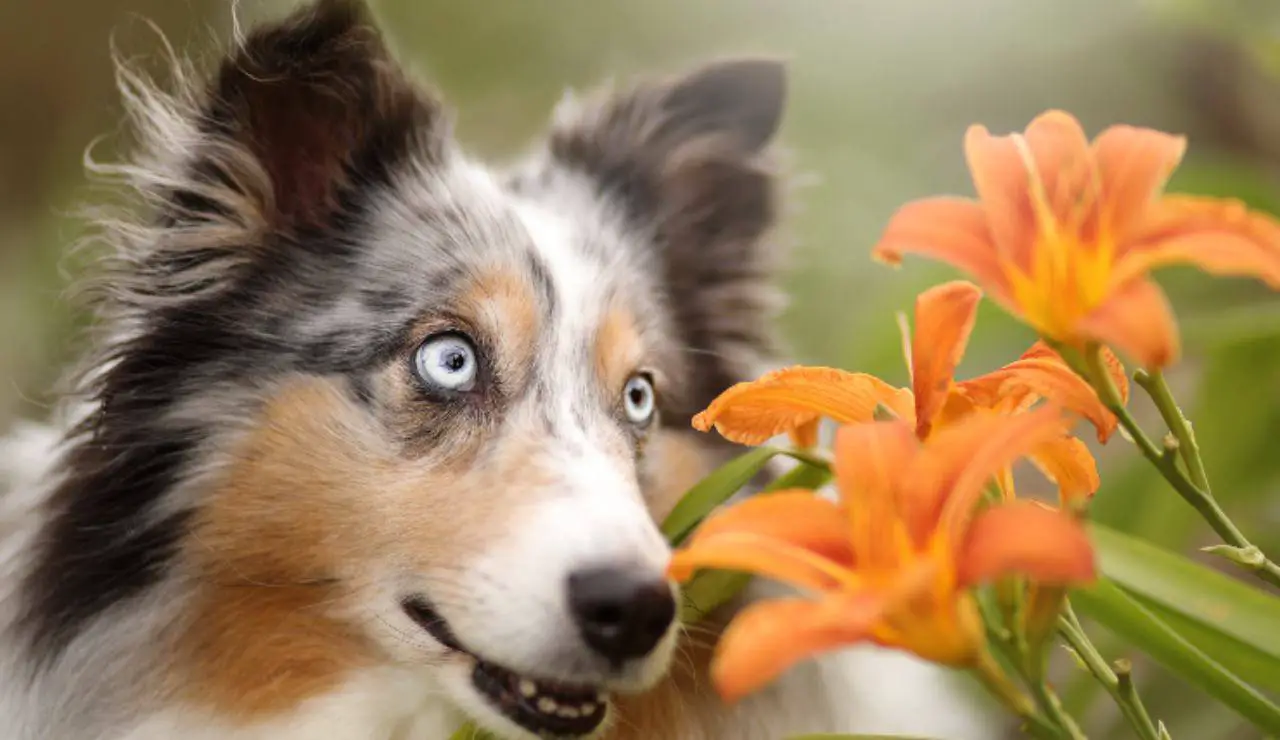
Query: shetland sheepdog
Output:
[[0, 1, 992, 737]]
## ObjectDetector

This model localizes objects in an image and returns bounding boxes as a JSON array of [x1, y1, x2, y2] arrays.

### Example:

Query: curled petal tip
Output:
[[1032, 109, 1083, 126], [871, 249, 903, 267], [963, 122, 993, 141]]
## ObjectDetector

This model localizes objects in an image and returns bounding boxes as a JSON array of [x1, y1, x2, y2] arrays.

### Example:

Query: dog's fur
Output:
[[0, 2, 994, 738]]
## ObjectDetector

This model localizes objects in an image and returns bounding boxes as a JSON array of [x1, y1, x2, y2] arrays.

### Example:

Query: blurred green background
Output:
[[2, 0, 1278, 738]]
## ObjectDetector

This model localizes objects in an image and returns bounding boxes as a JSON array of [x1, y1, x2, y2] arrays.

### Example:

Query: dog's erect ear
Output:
[[649, 58, 785, 153], [120, 0, 443, 257], [197, 0, 443, 232], [548, 58, 785, 213], [548, 59, 789, 422]]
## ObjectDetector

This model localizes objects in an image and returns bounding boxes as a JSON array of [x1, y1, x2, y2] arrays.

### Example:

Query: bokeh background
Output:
[[2, 0, 1278, 737]]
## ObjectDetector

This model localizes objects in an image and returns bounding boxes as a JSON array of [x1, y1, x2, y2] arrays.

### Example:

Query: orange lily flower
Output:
[[693, 280, 1126, 502], [872, 110, 1280, 367], [667, 408, 1097, 702]]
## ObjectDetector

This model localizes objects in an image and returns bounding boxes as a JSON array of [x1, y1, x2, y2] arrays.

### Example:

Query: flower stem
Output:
[[973, 650, 1065, 739], [1027, 674, 1088, 740], [1082, 346, 1280, 589], [1059, 602, 1161, 740], [977, 589, 1087, 740], [1133, 368, 1210, 492]]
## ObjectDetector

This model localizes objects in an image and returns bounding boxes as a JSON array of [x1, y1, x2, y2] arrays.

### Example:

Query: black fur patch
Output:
[[547, 60, 788, 427], [22, 0, 443, 657]]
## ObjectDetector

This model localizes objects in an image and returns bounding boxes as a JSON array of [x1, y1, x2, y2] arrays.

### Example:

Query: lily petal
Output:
[[955, 346, 1118, 442], [1013, 341, 1130, 408], [667, 532, 853, 593], [1116, 196, 1280, 289], [911, 281, 983, 438], [1095, 343, 1131, 405], [871, 198, 1012, 304], [964, 124, 1038, 268], [1028, 435, 1101, 503], [684, 490, 854, 567], [957, 500, 1096, 587], [1077, 277, 1180, 368], [834, 421, 919, 564], [910, 405, 1069, 545], [692, 367, 914, 446], [789, 418, 821, 449], [1022, 110, 1097, 233], [1091, 124, 1186, 240], [711, 594, 884, 703]]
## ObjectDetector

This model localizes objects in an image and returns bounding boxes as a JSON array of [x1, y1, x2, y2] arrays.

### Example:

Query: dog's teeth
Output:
[[537, 697, 558, 714], [557, 705, 581, 719], [580, 701, 598, 715], [519, 679, 538, 699]]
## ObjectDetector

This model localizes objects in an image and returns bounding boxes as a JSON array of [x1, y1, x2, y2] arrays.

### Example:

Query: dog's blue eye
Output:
[[414, 334, 478, 393], [622, 374, 656, 426]]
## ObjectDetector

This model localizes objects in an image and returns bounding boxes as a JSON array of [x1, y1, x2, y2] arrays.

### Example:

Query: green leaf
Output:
[[764, 457, 834, 493], [661, 446, 780, 544], [662, 446, 830, 545], [1071, 578, 1280, 735], [678, 568, 754, 624], [449, 722, 498, 740], [663, 448, 834, 622], [1090, 524, 1280, 692], [1126, 589, 1280, 697]]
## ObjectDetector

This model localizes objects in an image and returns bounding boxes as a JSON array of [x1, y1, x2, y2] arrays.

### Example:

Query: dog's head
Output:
[[28, 1, 786, 737]]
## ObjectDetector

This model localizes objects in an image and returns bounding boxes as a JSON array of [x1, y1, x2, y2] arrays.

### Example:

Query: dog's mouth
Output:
[[403, 597, 609, 738]]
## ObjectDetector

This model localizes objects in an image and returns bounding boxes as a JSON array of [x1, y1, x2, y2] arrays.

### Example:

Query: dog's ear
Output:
[[197, 0, 444, 231], [111, 0, 444, 298], [548, 59, 788, 422]]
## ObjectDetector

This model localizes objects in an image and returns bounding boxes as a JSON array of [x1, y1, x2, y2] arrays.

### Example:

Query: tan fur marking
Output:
[[641, 428, 732, 522], [172, 583, 370, 718], [173, 380, 386, 719], [456, 265, 541, 382], [171, 375, 569, 723], [595, 305, 644, 395]]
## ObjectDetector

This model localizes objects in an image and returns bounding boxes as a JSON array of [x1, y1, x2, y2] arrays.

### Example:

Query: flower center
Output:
[[1004, 231, 1115, 341]]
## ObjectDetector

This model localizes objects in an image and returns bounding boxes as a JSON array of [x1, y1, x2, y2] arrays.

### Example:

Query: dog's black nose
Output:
[[567, 565, 676, 665]]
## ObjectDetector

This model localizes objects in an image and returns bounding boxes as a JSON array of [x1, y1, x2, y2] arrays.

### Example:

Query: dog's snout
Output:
[[566, 565, 676, 666]]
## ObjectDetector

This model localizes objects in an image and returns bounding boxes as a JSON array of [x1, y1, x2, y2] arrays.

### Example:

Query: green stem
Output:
[[974, 650, 1065, 739], [977, 592, 1088, 739], [1059, 602, 1161, 740], [1134, 368, 1210, 492], [1027, 675, 1089, 740], [1082, 346, 1280, 589], [783, 446, 834, 470]]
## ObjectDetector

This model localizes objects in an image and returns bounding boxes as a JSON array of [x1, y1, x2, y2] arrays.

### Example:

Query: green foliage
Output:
[[1091, 524, 1280, 694], [665, 449, 834, 623], [448, 723, 497, 740], [661, 447, 830, 546], [660, 447, 784, 545], [1072, 579, 1280, 735]]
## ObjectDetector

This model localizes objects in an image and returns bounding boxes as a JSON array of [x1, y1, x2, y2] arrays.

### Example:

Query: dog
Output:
[[0, 1, 994, 737]]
